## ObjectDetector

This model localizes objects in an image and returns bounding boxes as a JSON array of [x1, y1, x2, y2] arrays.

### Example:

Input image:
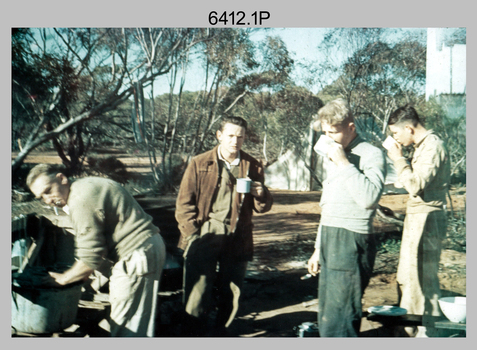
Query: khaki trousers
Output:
[[396, 210, 447, 336], [109, 234, 166, 337]]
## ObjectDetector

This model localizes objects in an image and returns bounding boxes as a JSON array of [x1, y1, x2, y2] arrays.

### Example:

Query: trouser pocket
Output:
[[321, 226, 358, 271]]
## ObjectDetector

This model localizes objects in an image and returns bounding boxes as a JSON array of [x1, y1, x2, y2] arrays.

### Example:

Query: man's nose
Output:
[[43, 195, 54, 205]]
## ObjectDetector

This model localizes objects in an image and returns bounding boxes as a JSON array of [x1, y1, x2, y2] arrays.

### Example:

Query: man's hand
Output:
[[250, 181, 264, 199], [42, 271, 65, 287], [42, 260, 93, 287], [327, 143, 350, 167], [307, 249, 321, 276], [386, 142, 404, 162]]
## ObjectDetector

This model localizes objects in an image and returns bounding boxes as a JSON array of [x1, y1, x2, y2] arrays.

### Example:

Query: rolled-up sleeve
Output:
[[395, 142, 446, 197]]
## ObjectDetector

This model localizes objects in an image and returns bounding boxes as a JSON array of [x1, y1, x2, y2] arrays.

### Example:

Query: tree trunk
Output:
[[262, 124, 268, 163]]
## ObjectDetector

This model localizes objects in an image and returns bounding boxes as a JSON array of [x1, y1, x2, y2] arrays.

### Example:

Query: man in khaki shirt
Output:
[[386, 105, 451, 337]]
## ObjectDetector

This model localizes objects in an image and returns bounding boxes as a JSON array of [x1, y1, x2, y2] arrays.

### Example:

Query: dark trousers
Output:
[[318, 226, 376, 337], [182, 233, 248, 335]]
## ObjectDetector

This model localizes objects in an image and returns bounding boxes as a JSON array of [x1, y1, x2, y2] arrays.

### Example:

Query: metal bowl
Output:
[[438, 296, 466, 323]]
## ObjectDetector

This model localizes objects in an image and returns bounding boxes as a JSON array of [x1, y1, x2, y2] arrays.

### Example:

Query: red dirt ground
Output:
[[12, 151, 466, 337]]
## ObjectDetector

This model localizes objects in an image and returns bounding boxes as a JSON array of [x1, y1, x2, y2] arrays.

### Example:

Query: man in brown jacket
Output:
[[175, 116, 273, 336], [386, 105, 451, 337]]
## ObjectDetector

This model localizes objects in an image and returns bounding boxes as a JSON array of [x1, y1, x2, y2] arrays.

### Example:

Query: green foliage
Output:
[[444, 211, 466, 252], [11, 28, 210, 175], [311, 28, 465, 187], [419, 98, 466, 184], [350, 43, 423, 116], [377, 238, 402, 255], [11, 28, 466, 193], [230, 85, 322, 163], [313, 29, 427, 145]]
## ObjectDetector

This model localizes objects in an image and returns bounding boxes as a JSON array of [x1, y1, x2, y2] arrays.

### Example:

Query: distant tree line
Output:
[[12, 27, 466, 192]]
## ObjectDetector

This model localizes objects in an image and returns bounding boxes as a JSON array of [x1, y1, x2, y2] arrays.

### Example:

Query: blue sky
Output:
[[254, 28, 327, 63], [153, 27, 428, 96], [26, 27, 432, 97], [154, 28, 329, 95]]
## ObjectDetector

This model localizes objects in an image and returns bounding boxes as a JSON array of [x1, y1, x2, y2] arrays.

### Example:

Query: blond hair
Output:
[[317, 98, 353, 126], [26, 164, 66, 188]]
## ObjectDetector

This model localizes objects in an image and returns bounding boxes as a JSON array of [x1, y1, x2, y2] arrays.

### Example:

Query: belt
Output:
[[200, 219, 231, 235]]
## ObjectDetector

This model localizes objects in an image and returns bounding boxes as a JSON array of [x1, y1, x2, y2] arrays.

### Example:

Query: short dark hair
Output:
[[218, 116, 248, 132], [388, 104, 420, 127]]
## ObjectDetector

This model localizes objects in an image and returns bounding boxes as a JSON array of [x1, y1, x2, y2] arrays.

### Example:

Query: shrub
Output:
[[86, 156, 131, 184], [377, 238, 401, 255], [443, 212, 466, 252]]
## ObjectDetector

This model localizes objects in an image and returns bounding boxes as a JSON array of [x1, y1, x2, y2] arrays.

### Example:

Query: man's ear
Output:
[[216, 130, 222, 141], [405, 125, 414, 134], [312, 118, 322, 132], [348, 122, 356, 133], [56, 173, 68, 185]]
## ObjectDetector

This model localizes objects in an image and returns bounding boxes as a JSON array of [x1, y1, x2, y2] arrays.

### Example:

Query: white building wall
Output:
[[452, 44, 466, 94], [264, 149, 311, 191], [426, 28, 466, 100]]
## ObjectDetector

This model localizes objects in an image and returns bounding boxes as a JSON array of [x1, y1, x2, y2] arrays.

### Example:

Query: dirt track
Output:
[[225, 189, 466, 337], [12, 152, 467, 337], [135, 189, 466, 337]]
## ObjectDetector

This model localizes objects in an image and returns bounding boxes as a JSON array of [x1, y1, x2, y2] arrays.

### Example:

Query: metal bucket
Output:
[[11, 267, 83, 334]]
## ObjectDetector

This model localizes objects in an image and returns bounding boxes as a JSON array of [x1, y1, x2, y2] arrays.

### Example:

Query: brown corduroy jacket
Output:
[[175, 145, 273, 260]]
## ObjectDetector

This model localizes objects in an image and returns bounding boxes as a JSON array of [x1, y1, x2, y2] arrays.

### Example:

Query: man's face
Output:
[[30, 173, 69, 207], [217, 123, 246, 159], [389, 124, 413, 147], [321, 121, 356, 149]]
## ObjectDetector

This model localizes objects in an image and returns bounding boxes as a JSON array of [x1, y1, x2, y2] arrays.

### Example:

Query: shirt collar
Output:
[[414, 130, 434, 148], [218, 145, 240, 169], [344, 134, 362, 152]]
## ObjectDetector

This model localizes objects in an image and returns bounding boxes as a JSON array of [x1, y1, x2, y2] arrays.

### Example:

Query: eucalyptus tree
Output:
[[132, 28, 196, 188], [341, 38, 427, 138], [252, 35, 294, 162], [270, 85, 323, 158], [180, 28, 258, 158], [307, 28, 427, 143], [227, 35, 296, 162], [11, 27, 208, 173], [152, 32, 300, 171], [420, 98, 466, 183]]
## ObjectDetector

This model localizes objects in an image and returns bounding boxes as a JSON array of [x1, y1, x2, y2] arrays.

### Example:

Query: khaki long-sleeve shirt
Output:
[[393, 130, 451, 213]]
